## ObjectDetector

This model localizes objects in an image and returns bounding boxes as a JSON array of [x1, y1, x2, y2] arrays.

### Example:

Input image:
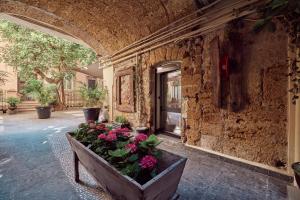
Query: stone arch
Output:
[[0, 1, 106, 55], [0, 0, 196, 55], [143, 45, 185, 132]]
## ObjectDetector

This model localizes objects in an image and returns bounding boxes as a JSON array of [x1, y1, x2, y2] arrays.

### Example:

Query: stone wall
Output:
[[113, 21, 288, 168]]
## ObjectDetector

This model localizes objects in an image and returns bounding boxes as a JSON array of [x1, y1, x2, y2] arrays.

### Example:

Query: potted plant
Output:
[[292, 162, 300, 188], [66, 122, 187, 200], [115, 115, 131, 129], [23, 79, 56, 119], [6, 97, 21, 114], [79, 83, 106, 122]]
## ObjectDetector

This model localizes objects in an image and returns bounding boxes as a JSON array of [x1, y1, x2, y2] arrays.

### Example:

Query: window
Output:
[[88, 79, 96, 89], [64, 77, 74, 90]]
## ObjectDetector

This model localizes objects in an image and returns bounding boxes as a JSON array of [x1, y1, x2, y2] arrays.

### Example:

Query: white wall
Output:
[[102, 66, 114, 121]]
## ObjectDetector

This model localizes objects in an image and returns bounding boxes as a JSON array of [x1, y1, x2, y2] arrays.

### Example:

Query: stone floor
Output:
[[0, 111, 291, 200]]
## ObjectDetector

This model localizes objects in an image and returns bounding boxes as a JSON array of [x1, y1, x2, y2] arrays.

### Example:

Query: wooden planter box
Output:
[[66, 133, 187, 200]]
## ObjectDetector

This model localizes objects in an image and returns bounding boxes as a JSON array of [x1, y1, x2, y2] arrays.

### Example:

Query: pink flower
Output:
[[98, 134, 106, 140], [119, 128, 130, 132], [139, 155, 157, 169], [106, 133, 117, 142], [126, 143, 137, 153], [96, 124, 106, 130], [134, 134, 148, 143]]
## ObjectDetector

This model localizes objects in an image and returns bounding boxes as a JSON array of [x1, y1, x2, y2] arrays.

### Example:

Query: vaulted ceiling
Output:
[[0, 0, 214, 55]]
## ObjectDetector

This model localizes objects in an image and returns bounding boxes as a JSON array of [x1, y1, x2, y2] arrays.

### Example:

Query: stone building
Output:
[[0, 0, 299, 182]]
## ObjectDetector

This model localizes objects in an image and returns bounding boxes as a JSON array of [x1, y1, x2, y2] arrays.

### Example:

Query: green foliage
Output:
[[0, 20, 97, 106], [22, 79, 56, 106], [108, 148, 130, 158], [121, 161, 141, 178], [139, 135, 162, 149], [71, 123, 162, 184], [6, 97, 21, 107], [115, 115, 128, 124], [0, 20, 96, 81], [116, 140, 130, 149], [79, 83, 106, 107]]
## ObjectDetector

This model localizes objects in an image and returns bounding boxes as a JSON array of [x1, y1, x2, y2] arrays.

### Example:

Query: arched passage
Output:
[[0, 0, 196, 55]]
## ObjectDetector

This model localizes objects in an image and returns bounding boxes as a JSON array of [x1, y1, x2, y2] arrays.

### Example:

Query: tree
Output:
[[0, 20, 97, 109]]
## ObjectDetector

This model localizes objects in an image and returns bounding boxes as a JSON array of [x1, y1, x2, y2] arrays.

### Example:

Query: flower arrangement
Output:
[[72, 121, 162, 184]]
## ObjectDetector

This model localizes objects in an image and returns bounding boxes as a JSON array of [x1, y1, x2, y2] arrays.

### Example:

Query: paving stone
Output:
[[0, 111, 291, 200]]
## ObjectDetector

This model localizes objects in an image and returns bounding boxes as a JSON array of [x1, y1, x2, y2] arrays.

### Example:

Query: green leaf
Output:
[[146, 135, 162, 147], [128, 154, 139, 162], [116, 140, 129, 149], [121, 162, 140, 178], [139, 134, 162, 150], [108, 148, 130, 158], [152, 150, 162, 159], [150, 169, 157, 178]]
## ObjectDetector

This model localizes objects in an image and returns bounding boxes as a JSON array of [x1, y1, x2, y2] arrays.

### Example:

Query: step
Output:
[[18, 108, 36, 112]]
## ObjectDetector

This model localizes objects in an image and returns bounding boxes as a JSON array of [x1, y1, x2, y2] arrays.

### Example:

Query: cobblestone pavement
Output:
[[0, 111, 291, 200]]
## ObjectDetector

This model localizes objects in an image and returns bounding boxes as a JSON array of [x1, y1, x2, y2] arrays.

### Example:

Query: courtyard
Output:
[[0, 0, 300, 199], [0, 111, 292, 199]]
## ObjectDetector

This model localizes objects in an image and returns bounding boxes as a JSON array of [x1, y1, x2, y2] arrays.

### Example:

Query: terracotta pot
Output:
[[8, 106, 17, 111], [292, 162, 300, 188], [36, 106, 51, 119], [83, 108, 101, 122], [8, 106, 17, 114]]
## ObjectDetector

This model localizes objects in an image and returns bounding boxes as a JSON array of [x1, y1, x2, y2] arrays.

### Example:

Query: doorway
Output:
[[155, 63, 181, 137]]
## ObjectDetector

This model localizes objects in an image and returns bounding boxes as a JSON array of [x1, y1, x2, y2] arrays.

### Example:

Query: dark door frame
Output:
[[152, 61, 181, 138]]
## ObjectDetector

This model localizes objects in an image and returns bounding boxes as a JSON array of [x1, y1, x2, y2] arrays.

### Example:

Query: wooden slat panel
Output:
[[210, 36, 221, 107], [228, 31, 243, 112]]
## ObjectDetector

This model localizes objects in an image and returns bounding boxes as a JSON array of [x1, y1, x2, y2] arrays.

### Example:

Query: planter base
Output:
[[73, 153, 180, 200], [8, 109, 17, 114]]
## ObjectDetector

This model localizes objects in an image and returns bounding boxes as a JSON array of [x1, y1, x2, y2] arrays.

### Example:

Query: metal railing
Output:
[[65, 90, 84, 108], [0, 90, 7, 113]]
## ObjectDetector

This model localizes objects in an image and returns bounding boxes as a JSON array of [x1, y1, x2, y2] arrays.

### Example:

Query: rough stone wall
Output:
[[114, 21, 288, 168], [184, 22, 288, 167]]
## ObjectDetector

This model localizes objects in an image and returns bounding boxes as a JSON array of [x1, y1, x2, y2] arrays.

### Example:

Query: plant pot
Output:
[[136, 127, 149, 135], [36, 106, 51, 119], [113, 122, 131, 129], [83, 108, 101, 122], [8, 106, 17, 114], [292, 162, 300, 188], [66, 133, 187, 200]]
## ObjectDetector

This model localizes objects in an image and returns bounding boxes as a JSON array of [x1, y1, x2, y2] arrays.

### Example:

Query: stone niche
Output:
[[113, 20, 289, 168], [115, 66, 135, 113]]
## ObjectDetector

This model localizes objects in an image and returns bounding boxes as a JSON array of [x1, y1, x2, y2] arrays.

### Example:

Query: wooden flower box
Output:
[[66, 133, 187, 200]]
